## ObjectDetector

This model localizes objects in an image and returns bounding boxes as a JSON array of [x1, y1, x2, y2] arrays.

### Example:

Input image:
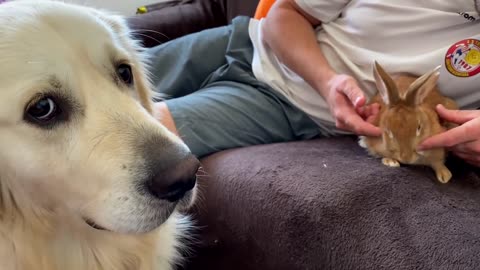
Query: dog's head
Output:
[[0, 0, 199, 234]]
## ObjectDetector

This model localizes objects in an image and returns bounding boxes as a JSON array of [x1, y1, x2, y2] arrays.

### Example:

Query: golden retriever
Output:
[[0, 1, 199, 269]]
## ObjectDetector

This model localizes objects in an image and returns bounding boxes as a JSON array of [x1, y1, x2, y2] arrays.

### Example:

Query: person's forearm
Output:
[[262, 0, 335, 98]]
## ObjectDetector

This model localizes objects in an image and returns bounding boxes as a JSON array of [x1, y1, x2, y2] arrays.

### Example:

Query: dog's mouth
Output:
[[84, 218, 108, 231]]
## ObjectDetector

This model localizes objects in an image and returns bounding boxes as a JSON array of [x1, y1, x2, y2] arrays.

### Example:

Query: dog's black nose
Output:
[[147, 154, 200, 202]]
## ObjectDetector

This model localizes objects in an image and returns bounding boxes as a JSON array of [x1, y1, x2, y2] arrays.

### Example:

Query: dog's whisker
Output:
[[78, 194, 101, 214], [174, 124, 190, 141], [130, 29, 170, 40], [176, 123, 188, 134], [196, 170, 210, 177], [87, 131, 110, 161], [197, 166, 208, 174], [130, 33, 163, 46], [196, 166, 210, 179]]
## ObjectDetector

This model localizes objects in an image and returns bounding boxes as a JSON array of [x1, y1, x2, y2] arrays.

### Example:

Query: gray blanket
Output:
[[184, 136, 480, 270]]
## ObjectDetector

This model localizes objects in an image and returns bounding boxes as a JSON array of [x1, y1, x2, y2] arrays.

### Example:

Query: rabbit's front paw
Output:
[[433, 164, 452, 183], [382, 158, 400, 167]]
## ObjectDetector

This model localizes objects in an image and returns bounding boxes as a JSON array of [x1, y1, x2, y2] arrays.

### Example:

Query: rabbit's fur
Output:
[[359, 61, 458, 183]]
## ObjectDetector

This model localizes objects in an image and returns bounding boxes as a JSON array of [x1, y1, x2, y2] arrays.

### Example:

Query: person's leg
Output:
[[144, 19, 237, 136], [159, 81, 322, 157], [145, 23, 233, 99], [152, 102, 179, 136], [147, 16, 323, 157]]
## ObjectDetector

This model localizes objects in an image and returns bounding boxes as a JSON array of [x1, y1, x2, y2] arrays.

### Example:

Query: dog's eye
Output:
[[26, 97, 59, 124], [117, 64, 133, 85]]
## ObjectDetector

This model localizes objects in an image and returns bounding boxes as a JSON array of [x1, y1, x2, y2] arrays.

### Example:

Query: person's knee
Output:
[[153, 102, 180, 136]]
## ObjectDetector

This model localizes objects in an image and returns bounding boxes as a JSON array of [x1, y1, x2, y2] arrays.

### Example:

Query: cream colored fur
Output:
[[0, 1, 195, 269]]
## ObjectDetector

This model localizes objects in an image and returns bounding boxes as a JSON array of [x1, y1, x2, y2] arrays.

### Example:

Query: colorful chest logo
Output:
[[445, 38, 480, 77]]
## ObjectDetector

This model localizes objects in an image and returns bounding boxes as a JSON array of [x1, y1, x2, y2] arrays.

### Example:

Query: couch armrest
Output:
[[127, 0, 228, 48]]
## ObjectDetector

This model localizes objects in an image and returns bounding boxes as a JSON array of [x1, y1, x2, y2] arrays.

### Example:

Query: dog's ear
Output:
[[91, 9, 129, 36]]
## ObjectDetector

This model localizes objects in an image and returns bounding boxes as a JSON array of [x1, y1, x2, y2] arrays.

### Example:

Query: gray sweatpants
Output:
[[146, 16, 322, 157]]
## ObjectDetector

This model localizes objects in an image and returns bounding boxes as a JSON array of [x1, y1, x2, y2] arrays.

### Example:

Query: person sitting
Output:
[[146, 0, 480, 166]]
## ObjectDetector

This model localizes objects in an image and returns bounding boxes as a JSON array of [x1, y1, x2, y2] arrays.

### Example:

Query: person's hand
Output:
[[418, 104, 480, 167], [325, 74, 382, 136]]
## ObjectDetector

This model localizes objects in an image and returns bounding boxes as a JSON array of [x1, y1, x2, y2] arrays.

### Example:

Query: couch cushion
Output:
[[127, 0, 260, 48], [127, 0, 228, 48], [185, 136, 480, 270]]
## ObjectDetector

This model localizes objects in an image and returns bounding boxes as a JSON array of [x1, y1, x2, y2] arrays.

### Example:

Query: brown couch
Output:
[[127, 2, 480, 269]]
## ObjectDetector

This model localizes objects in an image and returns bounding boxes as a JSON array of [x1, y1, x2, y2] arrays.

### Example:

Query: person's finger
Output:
[[335, 121, 349, 131], [452, 151, 480, 167], [449, 140, 480, 167], [451, 150, 469, 160], [337, 100, 382, 136], [451, 150, 465, 158], [345, 117, 381, 136], [453, 153, 479, 166], [364, 105, 371, 118], [357, 105, 371, 119], [450, 139, 480, 155], [371, 103, 380, 115], [357, 106, 366, 118], [436, 104, 480, 125], [335, 95, 382, 136], [332, 92, 381, 136], [356, 103, 380, 124], [341, 84, 365, 108], [366, 113, 379, 124], [418, 119, 480, 150], [467, 160, 480, 167], [449, 143, 470, 155], [363, 103, 380, 119]]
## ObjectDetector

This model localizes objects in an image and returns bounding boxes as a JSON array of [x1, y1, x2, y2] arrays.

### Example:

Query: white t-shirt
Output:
[[248, 0, 480, 135]]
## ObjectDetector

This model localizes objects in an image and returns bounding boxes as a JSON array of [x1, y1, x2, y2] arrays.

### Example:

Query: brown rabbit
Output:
[[359, 61, 458, 183]]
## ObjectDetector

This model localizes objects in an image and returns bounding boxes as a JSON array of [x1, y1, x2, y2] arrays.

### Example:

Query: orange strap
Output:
[[254, 0, 276, 19]]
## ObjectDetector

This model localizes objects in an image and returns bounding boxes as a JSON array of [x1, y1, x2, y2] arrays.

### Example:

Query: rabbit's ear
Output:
[[405, 66, 441, 106], [373, 61, 399, 105]]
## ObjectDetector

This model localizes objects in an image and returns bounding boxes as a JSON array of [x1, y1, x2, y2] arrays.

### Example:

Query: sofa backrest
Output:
[[224, 0, 260, 21]]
